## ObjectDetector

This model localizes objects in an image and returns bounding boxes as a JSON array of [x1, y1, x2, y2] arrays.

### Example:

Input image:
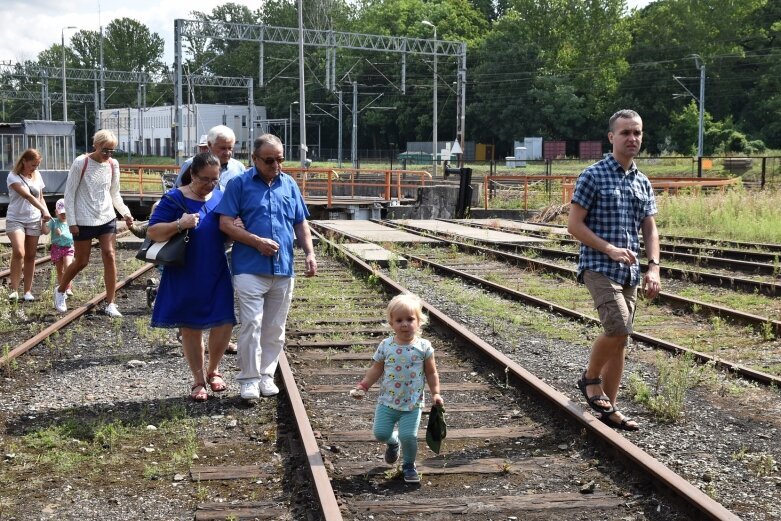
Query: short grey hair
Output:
[[253, 133, 283, 155], [207, 125, 236, 145], [609, 109, 641, 132]]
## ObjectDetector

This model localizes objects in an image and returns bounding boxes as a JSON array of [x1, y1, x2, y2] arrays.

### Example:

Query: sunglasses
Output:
[[257, 156, 284, 166], [101, 148, 116, 155]]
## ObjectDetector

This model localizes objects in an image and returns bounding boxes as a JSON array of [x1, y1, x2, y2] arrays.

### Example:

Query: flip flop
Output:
[[577, 371, 613, 413]]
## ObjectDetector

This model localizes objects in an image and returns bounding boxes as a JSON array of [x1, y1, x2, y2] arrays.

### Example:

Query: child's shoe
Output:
[[384, 442, 399, 464], [23, 292, 35, 301], [8, 291, 18, 302], [65, 285, 73, 297], [402, 463, 420, 483]]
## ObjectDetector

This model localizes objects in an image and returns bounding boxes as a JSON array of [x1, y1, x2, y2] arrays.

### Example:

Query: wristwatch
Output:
[[648, 259, 660, 266]]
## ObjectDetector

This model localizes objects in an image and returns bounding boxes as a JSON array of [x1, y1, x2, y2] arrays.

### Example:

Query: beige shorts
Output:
[[6, 219, 43, 237], [583, 270, 637, 337]]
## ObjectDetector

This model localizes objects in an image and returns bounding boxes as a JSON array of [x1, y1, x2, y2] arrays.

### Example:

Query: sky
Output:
[[0, 0, 654, 67]]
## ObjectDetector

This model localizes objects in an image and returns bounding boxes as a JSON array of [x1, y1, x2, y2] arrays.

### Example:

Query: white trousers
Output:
[[234, 274, 295, 382]]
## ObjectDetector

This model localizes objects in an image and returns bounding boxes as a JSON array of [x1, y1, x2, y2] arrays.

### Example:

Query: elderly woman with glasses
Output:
[[148, 152, 236, 402], [56, 129, 134, 317]]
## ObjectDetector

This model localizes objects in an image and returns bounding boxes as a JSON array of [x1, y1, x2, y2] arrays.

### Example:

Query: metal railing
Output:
[[116, 164, 431, 208]]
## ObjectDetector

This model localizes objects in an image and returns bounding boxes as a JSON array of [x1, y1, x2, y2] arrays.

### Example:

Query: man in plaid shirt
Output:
[[568, 109, 661, 431]]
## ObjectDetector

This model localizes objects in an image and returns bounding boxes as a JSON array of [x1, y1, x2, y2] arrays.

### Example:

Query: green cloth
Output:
[[426, 404, 447, 454]]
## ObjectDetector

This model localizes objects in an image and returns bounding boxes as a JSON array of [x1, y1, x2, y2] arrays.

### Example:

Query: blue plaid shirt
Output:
[[571, 154, 657, 286]]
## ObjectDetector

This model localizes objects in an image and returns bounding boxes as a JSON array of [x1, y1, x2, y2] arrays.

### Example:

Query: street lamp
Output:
[[422, 20, 437, 176], [61, 26, 77, 122], [289, 101, 299, 159]]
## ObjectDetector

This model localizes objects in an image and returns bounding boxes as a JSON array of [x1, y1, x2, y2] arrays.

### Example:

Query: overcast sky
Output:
[[0, 0, 654, 67]]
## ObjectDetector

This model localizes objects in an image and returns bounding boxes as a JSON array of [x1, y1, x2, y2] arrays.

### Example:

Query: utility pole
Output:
[[422, 20, 437, 176]]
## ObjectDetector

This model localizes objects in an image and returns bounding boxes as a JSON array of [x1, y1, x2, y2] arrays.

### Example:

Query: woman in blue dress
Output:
[[149, 153, 236, 401]]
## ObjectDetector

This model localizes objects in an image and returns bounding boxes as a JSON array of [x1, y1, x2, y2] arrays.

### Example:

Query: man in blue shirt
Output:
[[176, 125, 246, 191], [568, 109, 661, 431], [217, 133, 317, 400]]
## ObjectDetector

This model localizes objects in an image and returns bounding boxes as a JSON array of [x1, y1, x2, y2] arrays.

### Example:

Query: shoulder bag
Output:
[[135, 193, 190, 266]]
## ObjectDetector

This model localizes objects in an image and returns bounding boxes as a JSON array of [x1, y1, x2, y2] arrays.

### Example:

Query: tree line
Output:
[[2, 0, 778, 157]]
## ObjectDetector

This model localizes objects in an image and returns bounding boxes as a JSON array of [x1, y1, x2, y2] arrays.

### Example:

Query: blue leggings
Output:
[[373, 403, 422, 465]]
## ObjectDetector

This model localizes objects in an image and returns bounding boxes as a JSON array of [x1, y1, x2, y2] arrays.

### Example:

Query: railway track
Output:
[[0, 230, 776, 519], [447, 218, 781, 297]]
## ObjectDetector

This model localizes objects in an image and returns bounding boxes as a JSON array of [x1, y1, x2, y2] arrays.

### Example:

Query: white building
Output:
[[98, 103, 267, 158]]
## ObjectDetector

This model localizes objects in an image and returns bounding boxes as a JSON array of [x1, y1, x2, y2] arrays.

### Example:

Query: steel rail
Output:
[[276, 353, 344, 521], [310, 227, 741, 521], [506, 220, 781, 254], [0, 263, 154, 367], [401, 251, 781, 387], [445, 218, 781, 263], [381, 220, 781, 337]]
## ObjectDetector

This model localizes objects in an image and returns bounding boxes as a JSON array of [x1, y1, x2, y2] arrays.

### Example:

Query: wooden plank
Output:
[[327, 426, 544, 442], [289, 327, 390, 336], [194, 502, 287, 521], [338, 456, 560, 477], [293, 351, 454, 361], [307, 382, 490, 393], [290, 317, 384, 325], [286, 340, 378, 348], [302, 366, 464, 376], [189, 465, 273, 481], [349, 493, 626, 514], [317, 403, 497, 414]]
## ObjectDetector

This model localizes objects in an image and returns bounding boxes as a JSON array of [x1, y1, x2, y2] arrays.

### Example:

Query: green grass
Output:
[[655, 187, 781, 243]]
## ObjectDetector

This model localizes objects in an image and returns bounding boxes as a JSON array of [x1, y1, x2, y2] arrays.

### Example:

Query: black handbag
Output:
[[135, 194, 190, 267]]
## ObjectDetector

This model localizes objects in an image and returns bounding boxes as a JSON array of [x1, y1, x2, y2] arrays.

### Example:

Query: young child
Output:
[[50, 199, 74, 296], [350, 293, 444, 483]]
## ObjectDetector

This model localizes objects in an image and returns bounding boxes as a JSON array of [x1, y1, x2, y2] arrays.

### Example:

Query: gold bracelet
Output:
[[176, 219, 182, 233]]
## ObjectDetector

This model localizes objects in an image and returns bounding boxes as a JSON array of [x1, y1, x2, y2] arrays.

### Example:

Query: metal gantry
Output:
[[174, 19, 468, 166]]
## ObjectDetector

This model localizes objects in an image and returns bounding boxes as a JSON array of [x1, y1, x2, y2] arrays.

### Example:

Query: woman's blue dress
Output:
[[150, 188, 236, 330]]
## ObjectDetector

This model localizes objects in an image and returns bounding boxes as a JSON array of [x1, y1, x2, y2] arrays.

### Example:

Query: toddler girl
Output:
[[50, 199, 74, 296], [351, 293, 443, 483]]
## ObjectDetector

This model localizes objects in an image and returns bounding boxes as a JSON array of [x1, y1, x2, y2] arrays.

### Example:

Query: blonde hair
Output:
[[93, 129, 118, 149], [12, 148, 41, 175], [386, 293, 428, 328]]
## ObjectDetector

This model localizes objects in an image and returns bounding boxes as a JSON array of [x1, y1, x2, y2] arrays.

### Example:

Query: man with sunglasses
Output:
[[175, 125, 246, 192], [216, 133, 317, 401]]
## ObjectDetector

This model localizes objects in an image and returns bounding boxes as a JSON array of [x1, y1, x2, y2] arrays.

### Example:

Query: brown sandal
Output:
[[207, 372, 227, 393], [190, 383, 208, 401]]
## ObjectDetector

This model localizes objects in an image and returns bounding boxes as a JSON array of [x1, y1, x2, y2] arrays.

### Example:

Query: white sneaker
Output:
[[54, 289, 67, 313], [23, 292, 35, 301], [65, 287, 73, 297], [259, 375, 279, 397], [8, 291, 19, 302], [240, 380, 260, 400], [104, 303, 123, 318]]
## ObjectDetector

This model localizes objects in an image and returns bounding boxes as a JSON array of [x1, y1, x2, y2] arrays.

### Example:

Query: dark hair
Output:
[[252, 133, 283, 156], [609, 109, 641, 132], [181, 152, 220, 185]]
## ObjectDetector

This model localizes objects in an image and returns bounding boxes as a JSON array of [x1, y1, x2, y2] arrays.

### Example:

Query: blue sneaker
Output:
[[384, 442, 399, 464], [402, 463, 420, 483]]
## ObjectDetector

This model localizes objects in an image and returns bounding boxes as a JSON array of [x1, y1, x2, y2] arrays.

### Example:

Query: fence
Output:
[[116, 164, 430, 208]]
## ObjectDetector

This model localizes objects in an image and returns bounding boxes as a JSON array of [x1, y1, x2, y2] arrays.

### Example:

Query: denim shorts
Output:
[[6, 219, 42, 236], [73, 219, 117, 241]]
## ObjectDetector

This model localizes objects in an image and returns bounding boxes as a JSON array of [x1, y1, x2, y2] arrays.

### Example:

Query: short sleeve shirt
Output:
[[214, 167, 309, 277], [6, 172, 44, 223], [50, 219, 74, 247], [571, 154, 657, 286], [372, 336, 434, 411]]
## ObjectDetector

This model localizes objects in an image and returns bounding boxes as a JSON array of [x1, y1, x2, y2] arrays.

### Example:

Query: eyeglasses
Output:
[[101, 148, 116, 155], [257, 156, 284, 166], [193, 175, 219, 185]]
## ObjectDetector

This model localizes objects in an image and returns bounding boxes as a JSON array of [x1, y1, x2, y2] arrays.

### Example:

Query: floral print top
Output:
[[373, 336, 434, 411]]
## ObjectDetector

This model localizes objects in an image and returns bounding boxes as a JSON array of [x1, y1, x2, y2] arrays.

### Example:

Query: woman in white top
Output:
[[54, 129, 134, 317], [6, 148, 52, 301]]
